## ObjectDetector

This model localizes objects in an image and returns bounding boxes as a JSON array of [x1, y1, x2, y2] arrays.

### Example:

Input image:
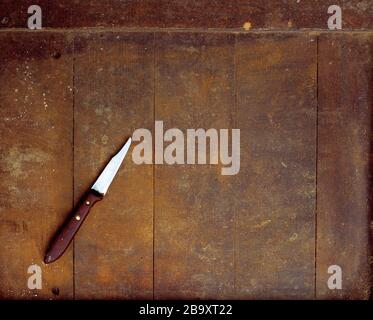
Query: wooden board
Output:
[[317, 33, 373, 299], [0, 30, 372, 300], [235, 33, 317, 299], [0, 32, 73, 299], [0, 0, 372, 30], [154, 33, 236, 299], [73, 32, 154, 299]]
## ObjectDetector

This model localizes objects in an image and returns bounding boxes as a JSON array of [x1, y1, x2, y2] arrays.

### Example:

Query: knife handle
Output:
[[44, 190, 103, 264]]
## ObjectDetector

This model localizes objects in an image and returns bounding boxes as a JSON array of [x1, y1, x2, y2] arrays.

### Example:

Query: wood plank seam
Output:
[[152, 31, 156, 300], [233, 33, 237, 297], [72, 36, 76, 300], [314, 34, 319, 299]]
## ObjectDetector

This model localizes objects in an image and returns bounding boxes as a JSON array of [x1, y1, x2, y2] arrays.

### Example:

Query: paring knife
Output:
[[44, 137, 132, 264]]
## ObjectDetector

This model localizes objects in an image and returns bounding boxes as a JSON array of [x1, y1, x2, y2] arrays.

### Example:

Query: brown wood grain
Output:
[[0, 29, 372, 300], [154, 33, 236, 299], [0, 32, 73, 299], [235, 33, 317, 299], [0, 0, 372, 30], [73, 32, 154, 299], [317, 33, 373, 299]]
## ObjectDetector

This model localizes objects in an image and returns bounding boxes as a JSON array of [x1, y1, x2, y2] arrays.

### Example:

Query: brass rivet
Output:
[[75, 215, 81, 221], [85, 201, 90, 205]]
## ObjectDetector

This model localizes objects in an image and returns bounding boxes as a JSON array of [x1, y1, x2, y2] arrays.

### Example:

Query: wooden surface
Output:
[[235, 33, 317, 299], [0, 0, 373, 30], [0, 2, 372, 301], [0, 32, 74, 299], [317, 33, 373, 299], [154, 33, 236, 299], [73, 32, 154, 299]]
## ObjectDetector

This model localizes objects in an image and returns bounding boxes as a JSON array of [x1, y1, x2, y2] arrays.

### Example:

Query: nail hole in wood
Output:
[[1, 17, 9, 25], [52, 51, 61, 59], [52, 287, 60, 296]]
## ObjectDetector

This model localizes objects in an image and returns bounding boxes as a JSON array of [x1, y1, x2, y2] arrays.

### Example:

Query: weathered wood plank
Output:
[[154, 32, 236, 299], [235, 33, 317, 299], [0, 32, 73, 299], [0, 0, 372, 30], [317, 33, 372, 299], [73, 32, 154, 299]]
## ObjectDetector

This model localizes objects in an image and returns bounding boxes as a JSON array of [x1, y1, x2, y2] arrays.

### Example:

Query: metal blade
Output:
[[91, 137, 132, 195]]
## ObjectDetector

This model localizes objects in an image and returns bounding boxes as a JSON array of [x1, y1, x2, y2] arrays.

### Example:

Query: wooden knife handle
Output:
[[44, 189, 103, 264]]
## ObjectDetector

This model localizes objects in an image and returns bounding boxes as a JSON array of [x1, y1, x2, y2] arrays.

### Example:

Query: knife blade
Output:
[[44, 137, 132, 264]]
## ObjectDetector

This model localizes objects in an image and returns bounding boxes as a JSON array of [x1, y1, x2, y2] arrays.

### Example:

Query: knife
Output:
[[44, 137, 132, 264]]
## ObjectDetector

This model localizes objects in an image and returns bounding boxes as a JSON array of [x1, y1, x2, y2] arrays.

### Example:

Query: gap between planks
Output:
[[0, 27, 373, 35]]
